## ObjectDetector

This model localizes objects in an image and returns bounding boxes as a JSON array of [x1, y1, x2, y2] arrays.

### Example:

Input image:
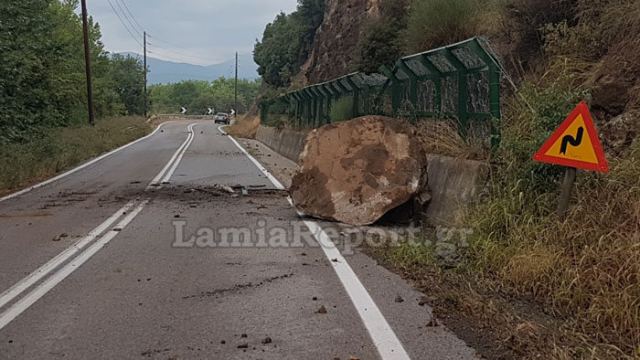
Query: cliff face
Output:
[[297, 0, 381, 85]]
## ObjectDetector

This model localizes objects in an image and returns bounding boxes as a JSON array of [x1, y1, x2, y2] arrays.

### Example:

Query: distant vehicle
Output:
[[214, 113, 230, 125]]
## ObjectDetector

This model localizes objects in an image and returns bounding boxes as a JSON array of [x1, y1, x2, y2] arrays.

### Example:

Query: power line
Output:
[[106, 0, 142, 47], [147, 44, 217, 65], [146, 34, 218, 64], [147, 48, 217, 66], [113, 0, 142, 38], [116, 0, 145, 33]]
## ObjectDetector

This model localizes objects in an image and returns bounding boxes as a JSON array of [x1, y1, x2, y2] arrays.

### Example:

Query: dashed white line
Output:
[[220, 124, 411, 360]]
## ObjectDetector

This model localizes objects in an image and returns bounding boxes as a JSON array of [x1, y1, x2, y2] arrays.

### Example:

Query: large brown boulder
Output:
[[290, 116, 428, 226]]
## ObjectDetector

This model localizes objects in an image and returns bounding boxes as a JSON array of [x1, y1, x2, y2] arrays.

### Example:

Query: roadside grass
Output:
[[0, 116, 150, 195], [415, 119, 491, 160], [368, 74, 640, 358], [226, 115, 261, 138]]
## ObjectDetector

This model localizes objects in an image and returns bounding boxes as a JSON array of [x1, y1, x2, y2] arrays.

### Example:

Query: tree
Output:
[[356, 0, 409, 74], [109, 54, 146, 115], [254, 0, 325, 88]]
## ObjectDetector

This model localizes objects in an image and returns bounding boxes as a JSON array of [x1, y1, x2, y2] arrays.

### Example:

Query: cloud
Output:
[[88, 0, 298, 65]]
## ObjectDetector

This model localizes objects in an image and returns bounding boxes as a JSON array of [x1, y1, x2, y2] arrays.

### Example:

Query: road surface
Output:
[[0, 120, 476, 359]]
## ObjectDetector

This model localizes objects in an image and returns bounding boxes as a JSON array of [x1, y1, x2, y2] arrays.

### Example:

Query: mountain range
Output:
[[119, 52, 259, 85]]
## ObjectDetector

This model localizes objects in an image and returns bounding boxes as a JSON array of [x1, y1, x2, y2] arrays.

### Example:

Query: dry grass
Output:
[[0, 116, 150, 195], [226, 115, 261, 139], [415, 119, 491, 160], [463, 78, 640, 357]]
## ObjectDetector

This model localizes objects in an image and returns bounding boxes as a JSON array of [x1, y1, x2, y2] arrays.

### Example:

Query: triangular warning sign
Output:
[[533, 101, 609, 173]]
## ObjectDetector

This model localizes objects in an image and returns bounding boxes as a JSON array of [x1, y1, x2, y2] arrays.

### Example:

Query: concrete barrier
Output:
[[255, 125, 488, 226], [255, 126, 310, 163], [424, 154, 489, 226]]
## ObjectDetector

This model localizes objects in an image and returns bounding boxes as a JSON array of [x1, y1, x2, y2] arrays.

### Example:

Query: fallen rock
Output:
[[290, 116, 428, 226]]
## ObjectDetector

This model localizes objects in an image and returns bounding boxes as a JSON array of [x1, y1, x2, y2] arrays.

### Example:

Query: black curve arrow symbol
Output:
[[560, 127, 584, 155]]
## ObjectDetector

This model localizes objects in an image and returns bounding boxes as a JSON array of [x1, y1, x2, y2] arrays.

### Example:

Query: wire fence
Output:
[[260, 37, 504, 145]]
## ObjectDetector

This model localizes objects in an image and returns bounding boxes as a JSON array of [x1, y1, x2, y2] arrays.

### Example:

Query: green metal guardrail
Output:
[[260, 37, 503, 142]]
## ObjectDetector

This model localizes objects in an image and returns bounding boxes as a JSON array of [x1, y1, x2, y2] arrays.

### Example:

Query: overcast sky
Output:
[[86, 0, 298, 65]]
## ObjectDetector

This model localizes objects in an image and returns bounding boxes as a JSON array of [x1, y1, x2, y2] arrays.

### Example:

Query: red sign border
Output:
[[533, 101, 609, 173]]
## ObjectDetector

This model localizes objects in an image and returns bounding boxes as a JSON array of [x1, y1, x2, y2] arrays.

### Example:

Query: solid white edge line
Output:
[[217, 125, 285, 190], [0, 123, 167, 203], [0, 200, 148, 331], [220, 126, 411, 360], [161, 123, 198, 184], [304, 220, 411, 360]]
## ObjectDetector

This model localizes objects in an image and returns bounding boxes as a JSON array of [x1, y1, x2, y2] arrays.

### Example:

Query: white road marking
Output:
[[0, 201, 136, 311], [0, 123, 167, 203], [160, 123, 197, 184], [0, 201, 148, 330], [0, 123, 199, 330], [220, 125, 411, 360], [147, 123, 197, 189], [217, 126, 285, 190]]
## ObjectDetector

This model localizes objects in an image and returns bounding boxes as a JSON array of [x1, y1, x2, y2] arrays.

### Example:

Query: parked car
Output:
[[214, 113, 230, 125]]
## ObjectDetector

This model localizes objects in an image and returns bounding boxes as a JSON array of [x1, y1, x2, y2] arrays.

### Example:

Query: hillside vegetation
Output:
[[149, 78, 260, 116], [0, 0, 149, 193], [255, 0, 640, 358], [0, 0, 147, 144]]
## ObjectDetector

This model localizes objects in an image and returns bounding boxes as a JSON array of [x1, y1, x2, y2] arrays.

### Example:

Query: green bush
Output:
[[405, 0, 481, 53], [356, 0, 409, 73], [330, 97, 355, 122]]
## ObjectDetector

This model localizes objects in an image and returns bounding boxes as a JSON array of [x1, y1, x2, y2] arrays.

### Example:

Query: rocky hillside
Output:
[[297, 0, 381, 84]]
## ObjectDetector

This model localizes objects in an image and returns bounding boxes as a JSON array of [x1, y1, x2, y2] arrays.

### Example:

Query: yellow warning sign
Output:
[[533, 102, 609, 173]]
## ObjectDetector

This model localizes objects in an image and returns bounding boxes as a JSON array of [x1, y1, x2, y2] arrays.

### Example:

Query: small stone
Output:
[[237, 343, 248, 349], [418, 296, 433, 306], [312, 296, 318, 301], [395, 295, 404, 303], [317, 305, 327, 314], [426, 318, 440, 327], [221, 340, 226, 345], [240, 333, 248, 338], [261, 337, 272, 345]]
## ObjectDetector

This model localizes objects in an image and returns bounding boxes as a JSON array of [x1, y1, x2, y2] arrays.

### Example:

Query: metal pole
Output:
[[80, 0, 95, 126], [144, 31, 147, 118], [557, 167, 577, 218], [234, 52, 238, 116]]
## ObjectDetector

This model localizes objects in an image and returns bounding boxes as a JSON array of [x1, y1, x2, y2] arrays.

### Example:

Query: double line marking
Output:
[[0, 123, 198, 331]]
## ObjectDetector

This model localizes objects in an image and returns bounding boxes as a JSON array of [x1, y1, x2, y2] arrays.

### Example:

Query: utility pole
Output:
[[80, 0, 95, 126], [234, 52, 238, 117], [144, 31, 148, 118]]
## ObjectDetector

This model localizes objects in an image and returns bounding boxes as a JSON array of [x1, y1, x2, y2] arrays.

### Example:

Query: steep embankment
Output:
[[296, 0, 381, 84]]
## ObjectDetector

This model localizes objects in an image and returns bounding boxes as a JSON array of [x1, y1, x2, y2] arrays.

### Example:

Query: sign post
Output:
[[533, 101, 609, 218]]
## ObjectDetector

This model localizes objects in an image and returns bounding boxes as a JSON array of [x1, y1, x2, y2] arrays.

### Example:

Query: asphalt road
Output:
[[0, 120, 477, 359]]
